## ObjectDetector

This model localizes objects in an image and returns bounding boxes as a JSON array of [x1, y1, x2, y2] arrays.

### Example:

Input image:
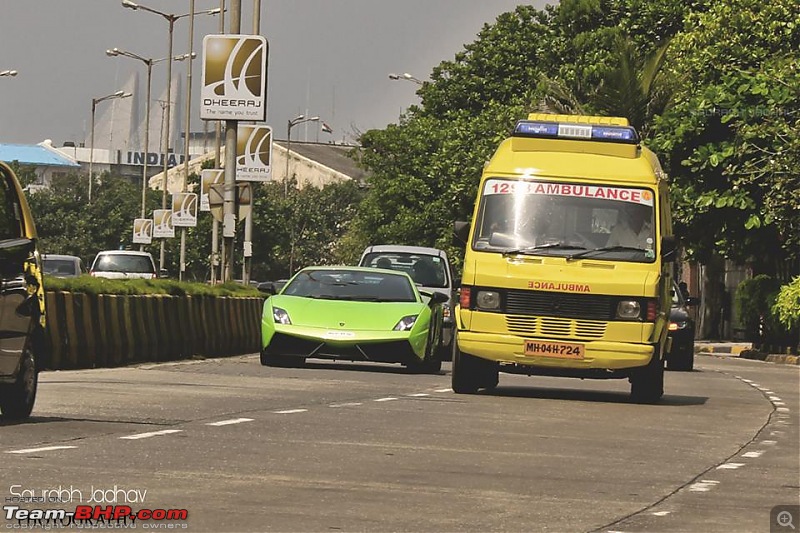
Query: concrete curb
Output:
[[695, 343, 751, 356], [696, 344, 800, 366]]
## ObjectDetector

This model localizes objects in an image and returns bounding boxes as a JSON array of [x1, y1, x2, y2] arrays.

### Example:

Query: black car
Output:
[[666, 282, 699, 371], [0, 162, 47, 419]]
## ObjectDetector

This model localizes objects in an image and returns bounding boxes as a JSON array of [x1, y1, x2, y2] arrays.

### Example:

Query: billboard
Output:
[[201, 169, 224, 212], [172, 192, 198, 227], [132, 218, 153, 245], [153, 209, 174, 238], [200, 34, 268, 121], [236, 125, 273, 181]]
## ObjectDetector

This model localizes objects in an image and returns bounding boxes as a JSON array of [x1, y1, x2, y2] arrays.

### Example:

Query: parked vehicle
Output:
[[260, 266, 447, 372], [452, 113, 676, 403], [89, 250, 158, 279], [359, 245, 455, 358], [42, 253, 85, 278], [666, 282, 699, 371], [256, 279, 289, 295], [0, 161, 47, 419]]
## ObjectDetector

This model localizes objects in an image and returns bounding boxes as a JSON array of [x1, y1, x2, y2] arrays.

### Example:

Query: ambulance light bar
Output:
[[513, 120, 639, 144]]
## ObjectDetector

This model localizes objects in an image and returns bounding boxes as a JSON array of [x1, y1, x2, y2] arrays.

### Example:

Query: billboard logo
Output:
[[201, 34, 268, 121], [236, 125, 272, 182]]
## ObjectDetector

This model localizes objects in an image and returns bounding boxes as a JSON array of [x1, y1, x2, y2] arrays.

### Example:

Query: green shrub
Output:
[[774, 276, 800, 329], [43, 275, 261, 297]]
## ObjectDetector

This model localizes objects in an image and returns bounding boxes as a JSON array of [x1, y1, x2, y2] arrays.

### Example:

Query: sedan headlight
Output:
[[393, 315, 418, 331], [476, 290, 500, 310], [273, 307, 292, 325], [617, 300, 641, 320], [669, 320, 688, 331]]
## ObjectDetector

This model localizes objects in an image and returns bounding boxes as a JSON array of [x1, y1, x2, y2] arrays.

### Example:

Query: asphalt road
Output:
[[2, 353, 798, 533]]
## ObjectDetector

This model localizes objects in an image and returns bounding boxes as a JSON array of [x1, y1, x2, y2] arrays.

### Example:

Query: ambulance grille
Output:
[[505, 290, 614, 320], [506, 316, 607, 340]]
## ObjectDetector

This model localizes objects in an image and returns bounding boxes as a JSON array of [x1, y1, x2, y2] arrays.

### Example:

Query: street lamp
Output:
[[285, 114, 319, 196], [122, 0, 221, 273], [89, 90, 132, 203], [0, 70, 18, 77], [388, 72, 423, 85], [106, 48, 193, 222]]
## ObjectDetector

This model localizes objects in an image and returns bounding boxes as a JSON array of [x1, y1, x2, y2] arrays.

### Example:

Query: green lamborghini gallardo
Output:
[[260, 266, 447, 373]]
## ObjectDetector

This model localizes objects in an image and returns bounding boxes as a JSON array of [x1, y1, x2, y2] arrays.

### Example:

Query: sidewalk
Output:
[[695, 340, 799, 366]]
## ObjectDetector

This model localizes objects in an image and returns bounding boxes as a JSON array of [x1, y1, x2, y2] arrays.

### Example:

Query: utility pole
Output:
[[222, 0, 241, 281]]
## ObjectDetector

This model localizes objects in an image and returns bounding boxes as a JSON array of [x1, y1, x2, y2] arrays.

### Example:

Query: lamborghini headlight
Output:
[[273, 307, 292, 325], [393, 315, 418, 331]]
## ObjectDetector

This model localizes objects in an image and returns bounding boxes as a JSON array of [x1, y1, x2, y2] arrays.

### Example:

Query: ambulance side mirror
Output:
[[661, 235, 677, 262], [453, 221, 470, 247]]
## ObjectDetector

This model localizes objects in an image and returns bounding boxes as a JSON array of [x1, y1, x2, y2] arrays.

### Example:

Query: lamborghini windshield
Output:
[[472, 178, 657, 262], [282, 269, 418, 302]]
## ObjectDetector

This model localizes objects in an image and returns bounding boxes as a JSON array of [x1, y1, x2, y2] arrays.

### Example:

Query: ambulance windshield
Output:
[[473, 178, 656, 262]]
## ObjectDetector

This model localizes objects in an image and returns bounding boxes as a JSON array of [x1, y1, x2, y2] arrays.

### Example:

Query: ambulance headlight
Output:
[[616, 300, 641, 320]]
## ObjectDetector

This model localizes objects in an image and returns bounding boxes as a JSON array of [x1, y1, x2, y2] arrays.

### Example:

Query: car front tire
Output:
[[0, 351, 38, 420]]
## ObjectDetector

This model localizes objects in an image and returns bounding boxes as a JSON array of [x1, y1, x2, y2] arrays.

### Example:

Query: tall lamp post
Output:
[[106, 48, 193, 222], [388, 72, 423, 85], [0, 70, 18, 77], [285, 114, 319, 196], [89, 90, 132, 203], [121, 0, 221, 273]]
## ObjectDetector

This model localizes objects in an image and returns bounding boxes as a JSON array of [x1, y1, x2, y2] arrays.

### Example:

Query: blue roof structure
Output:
[[0, 143, 80, 167]]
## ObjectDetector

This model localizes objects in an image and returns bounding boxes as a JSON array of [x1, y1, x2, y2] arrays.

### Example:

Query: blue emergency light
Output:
[[513, 120, 639, 144]]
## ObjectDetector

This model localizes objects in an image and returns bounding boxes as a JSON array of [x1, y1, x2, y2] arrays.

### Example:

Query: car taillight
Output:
[[459, 286, 471, 309]]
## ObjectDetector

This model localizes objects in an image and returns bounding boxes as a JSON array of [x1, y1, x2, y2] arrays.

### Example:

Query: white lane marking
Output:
[[773, 402, 786, 406], [120, 429, 183, 440], [434, 388, 452, 393], [770, 431, 785, 436], [407, 393, 430, 397], [329, 402, 362, 408], [273, 409, 307, 414], [750, 383, 761, 387], [768, 396, 782, 401], [740, 379, 753, 383], [689, 480, 720, 492], [761, 440, 778, 445], [206, 418, 254, 426], [374, 397, 398, 402], [762, 390, 773, 395], [652, 511, 671, 517], [6, 445, 78, 454], [776, 407, 791, 413], [742, 451, 764, 458], [717, 462, 746, 470]]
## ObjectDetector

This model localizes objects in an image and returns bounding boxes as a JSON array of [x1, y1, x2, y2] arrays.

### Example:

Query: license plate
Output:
[[524, 340, 584, 359]]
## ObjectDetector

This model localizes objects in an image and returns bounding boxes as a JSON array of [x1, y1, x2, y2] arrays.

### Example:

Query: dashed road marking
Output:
[[6, 445, 78, 454], [777, 407, 791, 413], [689, 479, 720, 492], [434, 388, 452, 393], [761, 440, 778, 445], [717, 462, 746, 470], [407, 393, 430, 397], [273, 409, 308, 414], [652, 511, 671, 516], [120, 429, 183, 440], [374, 397, 398, 402], [742, 451, 764, 458], [206, 418, 254, 426], [329, 402, 363, 408]]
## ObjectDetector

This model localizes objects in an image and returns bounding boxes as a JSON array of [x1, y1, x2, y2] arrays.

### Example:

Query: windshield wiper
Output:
[[502, 242, 586, 257], [567, 246, 647, 261]]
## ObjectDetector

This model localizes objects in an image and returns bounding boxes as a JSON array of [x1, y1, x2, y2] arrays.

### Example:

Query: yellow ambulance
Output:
[[452, 114, 675, 403]]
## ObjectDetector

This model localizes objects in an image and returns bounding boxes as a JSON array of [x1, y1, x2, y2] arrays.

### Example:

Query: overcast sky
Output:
[[0, 1, 549, 148]]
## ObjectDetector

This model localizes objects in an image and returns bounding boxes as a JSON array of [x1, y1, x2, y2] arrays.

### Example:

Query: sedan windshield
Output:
[[93, 254, 155, 274], [283, 270, 417, 302], [473, 178, 657, 262]]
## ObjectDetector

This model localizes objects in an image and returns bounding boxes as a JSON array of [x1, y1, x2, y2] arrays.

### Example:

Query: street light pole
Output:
[[122, 0, 221, 274], [242, 0, 261, 285], [285, 114, 319, 196], [388, 72, 424, 85], [89, 90, 131, 203]]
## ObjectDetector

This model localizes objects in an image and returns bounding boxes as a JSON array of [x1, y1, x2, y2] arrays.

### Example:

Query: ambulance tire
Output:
[[629, 354, 664, 404], [452, 335, 498, 394]]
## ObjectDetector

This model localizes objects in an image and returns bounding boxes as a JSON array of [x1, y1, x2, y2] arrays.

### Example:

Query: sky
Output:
[[0, 1, 550, 149]]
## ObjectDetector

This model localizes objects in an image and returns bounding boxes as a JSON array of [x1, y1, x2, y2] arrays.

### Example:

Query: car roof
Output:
[[42, 254, 81, 260], [94, 250, 153, 257], [362, 245, 448, 259]]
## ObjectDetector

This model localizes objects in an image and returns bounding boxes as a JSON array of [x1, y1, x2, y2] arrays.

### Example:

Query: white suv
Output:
[[89, 250, 158, 279]]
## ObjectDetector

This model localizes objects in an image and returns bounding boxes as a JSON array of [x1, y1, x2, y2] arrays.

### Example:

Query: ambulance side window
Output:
[[0, 175, 22, 242]]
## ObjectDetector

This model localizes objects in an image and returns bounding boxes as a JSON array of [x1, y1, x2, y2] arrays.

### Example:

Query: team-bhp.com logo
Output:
[[201, 34, 268, 121], [4, 504, 187, 527]]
